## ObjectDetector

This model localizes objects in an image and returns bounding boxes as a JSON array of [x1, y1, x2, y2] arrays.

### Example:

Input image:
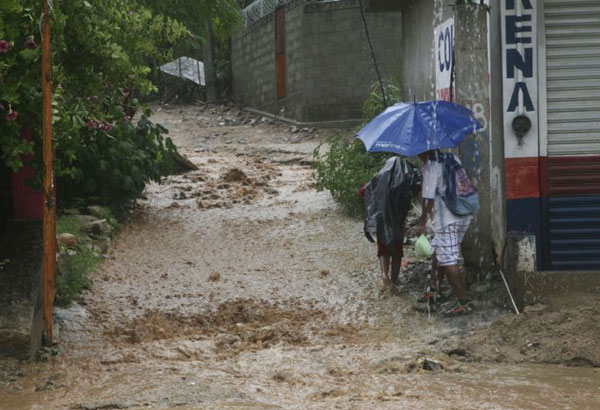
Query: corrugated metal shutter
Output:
[[544, 157, 600, 270], [543, 0, 600, 270], [545, 0, 600, 155]]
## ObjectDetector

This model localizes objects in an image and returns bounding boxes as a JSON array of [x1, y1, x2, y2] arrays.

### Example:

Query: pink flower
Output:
[[127, 10, 133, 16], [6, 110, 18, 121], [101, 123, 113, 132], [24, 37, 37, 50], [86, 119, 99, 130], [123, 115, 131, 123], [0, 40, 9, 54]]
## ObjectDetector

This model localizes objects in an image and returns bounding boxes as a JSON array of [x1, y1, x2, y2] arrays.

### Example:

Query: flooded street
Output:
[[1, 104, 599, 409]]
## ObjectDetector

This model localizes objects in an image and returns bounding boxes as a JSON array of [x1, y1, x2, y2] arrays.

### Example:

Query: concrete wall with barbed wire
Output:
[[231, 0, 402, 123]]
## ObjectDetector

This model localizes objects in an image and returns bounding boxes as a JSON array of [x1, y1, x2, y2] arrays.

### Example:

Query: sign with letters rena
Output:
[[435, 18, 454, 102], [501, 0, 538, 158]]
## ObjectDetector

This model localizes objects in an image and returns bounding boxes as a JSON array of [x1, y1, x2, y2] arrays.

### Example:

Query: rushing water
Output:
[[2, 105, 597, 410]]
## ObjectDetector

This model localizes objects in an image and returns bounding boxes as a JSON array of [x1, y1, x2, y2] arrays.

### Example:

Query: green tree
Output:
[[0, 1, 188, 207]]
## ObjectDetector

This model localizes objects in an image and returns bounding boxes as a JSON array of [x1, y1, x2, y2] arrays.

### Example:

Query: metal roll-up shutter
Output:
[[544, 0, 600, 270], [545, 0, 600, 155]]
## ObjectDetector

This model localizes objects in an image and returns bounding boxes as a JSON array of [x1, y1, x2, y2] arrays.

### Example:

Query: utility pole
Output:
[[42, 0, 56, 343], [203, 21, 217, 103]]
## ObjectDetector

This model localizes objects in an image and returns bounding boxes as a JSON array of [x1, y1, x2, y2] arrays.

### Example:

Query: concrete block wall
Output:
[[303, 0, 402, 122], [231, 15, 277, 111], [273, 2, 305, 120], [232, 0, 402, 123]]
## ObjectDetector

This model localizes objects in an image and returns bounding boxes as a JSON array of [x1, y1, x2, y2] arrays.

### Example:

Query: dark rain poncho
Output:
[[363, 157, 421, 247]]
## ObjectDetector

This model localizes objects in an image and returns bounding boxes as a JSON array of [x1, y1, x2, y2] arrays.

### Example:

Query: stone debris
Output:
[[80, 219, 112, 236], [57, 233, 78, 249]]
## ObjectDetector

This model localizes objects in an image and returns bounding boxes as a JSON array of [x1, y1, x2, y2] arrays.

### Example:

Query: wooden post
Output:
[[42, 0, 56, 343]]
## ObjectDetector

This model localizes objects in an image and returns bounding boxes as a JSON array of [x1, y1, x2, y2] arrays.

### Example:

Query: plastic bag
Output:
[[415, 234, 433, 259]]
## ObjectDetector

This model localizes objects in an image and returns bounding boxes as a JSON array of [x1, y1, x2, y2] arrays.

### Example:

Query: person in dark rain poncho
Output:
[[359, 157, 421, 287]]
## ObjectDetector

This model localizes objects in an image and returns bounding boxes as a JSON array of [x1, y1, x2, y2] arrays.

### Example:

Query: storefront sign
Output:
[[435, 18, 454, 101], [502, 0, 538, 158]]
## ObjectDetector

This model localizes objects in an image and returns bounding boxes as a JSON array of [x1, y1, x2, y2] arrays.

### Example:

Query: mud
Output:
[[462, 294, 600, 367], [108, 299, 358, 356], [1, 103, 599, 410]]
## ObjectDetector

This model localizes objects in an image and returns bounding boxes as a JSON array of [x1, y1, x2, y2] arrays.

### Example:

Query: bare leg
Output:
[[378, 255, 391, 285], [390, 253, 402, 285], [444, 264, 467, 300], [431, 253, 441, 290]]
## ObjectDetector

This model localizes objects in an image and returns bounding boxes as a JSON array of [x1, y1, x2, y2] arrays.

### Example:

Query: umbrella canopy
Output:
[[356, 101, 483, 156]]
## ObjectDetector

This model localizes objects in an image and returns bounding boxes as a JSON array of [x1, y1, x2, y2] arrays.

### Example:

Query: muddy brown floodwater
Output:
[[1, 103, 599, 410]]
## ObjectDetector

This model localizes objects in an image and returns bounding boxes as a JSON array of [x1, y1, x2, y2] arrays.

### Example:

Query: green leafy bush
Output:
[[313, 75, 404, 217], [0, 1, 192, 208], [362, 73, 404, 121], [57, 108, 176, 207], [313, 135, 390, 218]]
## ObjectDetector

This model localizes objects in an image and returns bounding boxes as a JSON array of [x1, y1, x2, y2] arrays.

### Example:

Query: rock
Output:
[[447, 347, 467, 356], [86, 244, 103, 254], [80, 219, 112, 236], [421, 358, 442, 371], [75, 214, 101, 226], [289, 126, 299, 133], [172, 151, 199, 174], [57, 233, 78, 249], [272, 369, 294, 382], [87, 205, 110, 219], [523, 304, 549, 314], [94, 238, 112, 254], [208, 272, 220, 282], [260, 116, 268, 123]]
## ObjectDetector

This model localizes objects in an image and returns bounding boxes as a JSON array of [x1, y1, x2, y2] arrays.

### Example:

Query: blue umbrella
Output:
[[356, 101, 483, 156]]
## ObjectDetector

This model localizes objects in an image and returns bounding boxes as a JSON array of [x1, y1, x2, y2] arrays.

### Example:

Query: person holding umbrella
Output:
[[356, 100, 483, 316], [416, 149, 475, 317]]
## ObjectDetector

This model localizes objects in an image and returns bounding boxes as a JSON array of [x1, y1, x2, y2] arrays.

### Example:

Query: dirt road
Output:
[[1, 104, 599, 409]]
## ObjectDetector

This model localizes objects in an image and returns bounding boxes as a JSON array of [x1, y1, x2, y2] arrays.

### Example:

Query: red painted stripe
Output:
[[505, 157, 540, 200], [540, 156, 548, 197]]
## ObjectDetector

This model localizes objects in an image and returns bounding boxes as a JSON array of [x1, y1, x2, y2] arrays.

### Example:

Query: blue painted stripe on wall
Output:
[[506, 197, 542, 271]]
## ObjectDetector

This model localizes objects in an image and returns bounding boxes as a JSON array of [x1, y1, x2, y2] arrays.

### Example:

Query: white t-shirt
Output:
[[422, 154, 471, 232]]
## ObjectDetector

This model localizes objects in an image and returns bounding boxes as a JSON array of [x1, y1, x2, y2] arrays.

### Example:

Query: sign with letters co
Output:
[[435, 18, 454, 102]]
